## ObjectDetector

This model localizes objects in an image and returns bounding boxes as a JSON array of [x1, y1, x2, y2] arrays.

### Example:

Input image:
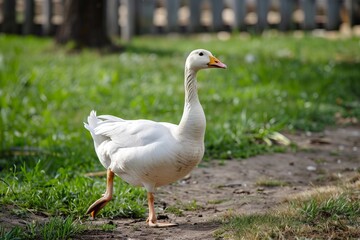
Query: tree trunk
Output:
[[56, 0, 112, 48]]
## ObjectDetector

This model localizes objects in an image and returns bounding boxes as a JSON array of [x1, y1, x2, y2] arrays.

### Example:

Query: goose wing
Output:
[[94, 115, 176, 148]]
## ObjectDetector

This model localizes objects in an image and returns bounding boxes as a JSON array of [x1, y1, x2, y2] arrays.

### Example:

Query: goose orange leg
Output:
[[86, 168, 114, 219], [146, 192, 178, 227]]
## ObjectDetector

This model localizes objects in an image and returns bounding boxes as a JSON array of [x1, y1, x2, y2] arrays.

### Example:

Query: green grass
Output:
[[0, 216, 85, 240], [215, 182, 360, 239], [0, 161, 146, 218], [299, 194, 360, 223], [0, 226, 23, 240], [0, 33, 359, 229]]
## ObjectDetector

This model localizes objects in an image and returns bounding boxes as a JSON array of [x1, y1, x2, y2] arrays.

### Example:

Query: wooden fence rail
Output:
[[1, 0, 359, 41]]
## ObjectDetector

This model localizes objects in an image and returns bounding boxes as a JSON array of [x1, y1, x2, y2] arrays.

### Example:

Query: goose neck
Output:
[[177, 67, 206, 141], [184, 67, 199, 104]]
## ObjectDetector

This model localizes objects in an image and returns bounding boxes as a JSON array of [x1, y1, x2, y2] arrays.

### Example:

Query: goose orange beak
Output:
[[208, 56, 227, 69]]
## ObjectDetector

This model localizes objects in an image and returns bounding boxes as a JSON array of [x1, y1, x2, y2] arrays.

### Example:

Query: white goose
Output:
[[84, 49, 226, 227]]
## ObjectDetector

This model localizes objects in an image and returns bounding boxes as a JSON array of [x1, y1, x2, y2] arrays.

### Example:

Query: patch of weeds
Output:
[[165, 200, 203, 216], [316, 168, 327, 175], [298, 193, 360, 224], [207, 199, 228, 205], [101, 222, 117, 231], [255, 178, 289, 187], [218, 159, 226, 166], [214, 213, 295, 240], [165, 204, 184, 217], [183, 200, 202, 211], [215, 183, 360, 239], [314, 158, 326, 164], [288, 142, 299, 152], [330, 150, 340, 156]]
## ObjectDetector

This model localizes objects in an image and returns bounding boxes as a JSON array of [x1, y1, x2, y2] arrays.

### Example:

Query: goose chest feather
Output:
[[84, 49, 226, 227]]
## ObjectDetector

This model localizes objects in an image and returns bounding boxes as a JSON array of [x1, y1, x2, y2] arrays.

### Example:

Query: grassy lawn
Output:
[[0, 33, 359, 238]]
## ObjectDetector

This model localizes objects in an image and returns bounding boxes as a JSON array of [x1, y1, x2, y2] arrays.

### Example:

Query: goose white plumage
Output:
[[84, 49, 226, 227]]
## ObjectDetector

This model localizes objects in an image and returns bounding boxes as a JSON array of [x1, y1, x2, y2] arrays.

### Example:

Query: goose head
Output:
[[185, 49, 227, 71]]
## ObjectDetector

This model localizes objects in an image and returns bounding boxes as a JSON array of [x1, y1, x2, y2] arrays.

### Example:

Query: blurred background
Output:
[[1, 0, 360, 46]]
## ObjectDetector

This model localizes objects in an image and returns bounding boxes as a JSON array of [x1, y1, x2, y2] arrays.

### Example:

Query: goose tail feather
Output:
[[84, 110, 109, 148], [84, 110, 98, 135]]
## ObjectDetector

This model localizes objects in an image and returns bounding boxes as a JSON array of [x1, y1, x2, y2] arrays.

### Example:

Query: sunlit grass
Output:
[[215, 180, 360, 239]]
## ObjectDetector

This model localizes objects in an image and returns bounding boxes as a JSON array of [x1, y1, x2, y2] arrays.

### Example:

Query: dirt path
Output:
[[78, 125, 359, 239]]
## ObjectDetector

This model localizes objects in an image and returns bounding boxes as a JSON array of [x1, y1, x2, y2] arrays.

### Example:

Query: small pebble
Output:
[[306, 166, 317, 171]]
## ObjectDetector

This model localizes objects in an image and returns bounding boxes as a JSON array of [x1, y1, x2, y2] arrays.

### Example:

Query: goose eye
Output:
[[199, 52, 204, 56]]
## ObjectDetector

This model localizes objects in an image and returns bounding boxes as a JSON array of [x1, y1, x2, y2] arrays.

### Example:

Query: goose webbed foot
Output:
[[86, 196, 112, 219], [146, 218, 178, 227], [146, 192, 178, 227]]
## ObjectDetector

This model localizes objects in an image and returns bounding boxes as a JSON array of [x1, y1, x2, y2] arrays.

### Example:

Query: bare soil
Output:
[[1, 125, 359, 239]]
